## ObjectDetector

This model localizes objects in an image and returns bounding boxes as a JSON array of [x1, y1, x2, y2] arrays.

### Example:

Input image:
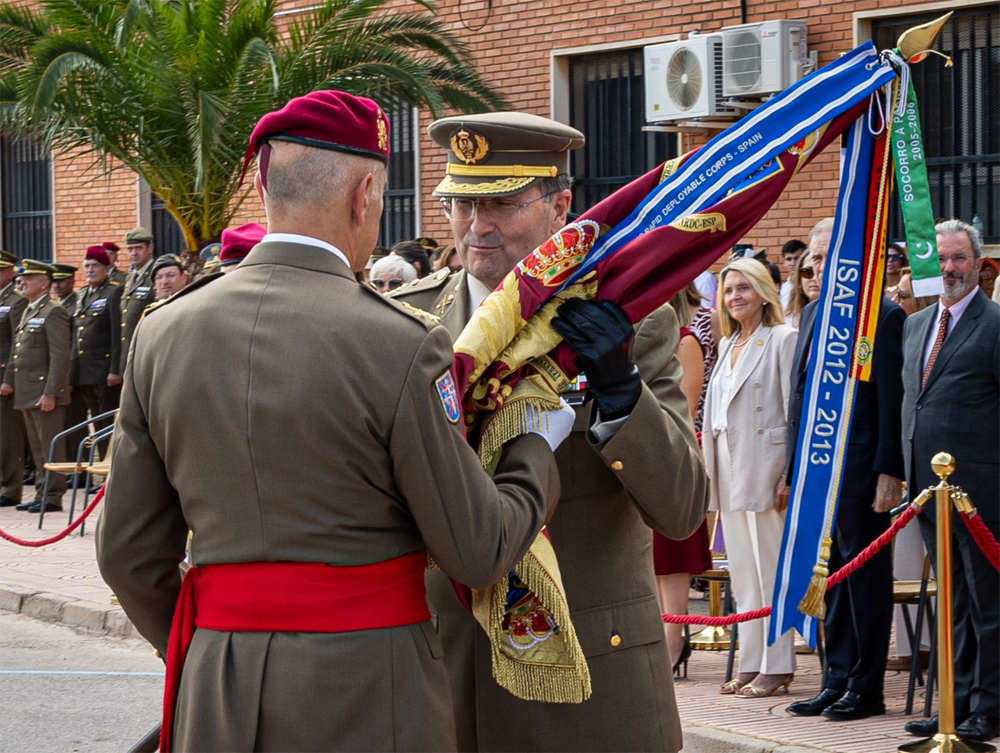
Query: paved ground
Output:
[[0, 489, 947, 753]]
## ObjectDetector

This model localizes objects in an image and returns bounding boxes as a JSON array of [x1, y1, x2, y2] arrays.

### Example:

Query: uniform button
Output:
[[14, 342, 19, 347], [37, 376, 43, 381], [13, 368, 17, 373], [78, 326, 84, 331], [12, 354, 17, 359], [121, 322, 126, 327], [78, 350, 83, 355], [611, 461, 624, 471], [755, 405, 762, 412], [121, 337, 126, 342], [756, 428, 764, 435], [916, 405, 922, 411], [754, 382, 761, 388], [610, 634, 622, 647]]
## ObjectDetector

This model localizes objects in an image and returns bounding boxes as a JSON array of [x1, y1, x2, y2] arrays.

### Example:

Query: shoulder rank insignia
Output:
[[399, 300, 440, 323], [435, 370, 461, 423]]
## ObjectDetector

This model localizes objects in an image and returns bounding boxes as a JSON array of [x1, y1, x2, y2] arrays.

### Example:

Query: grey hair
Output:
[[264, 141, 385, 212], [371, 255, 417, 282], [537, 174, 574, 203], [935, 219, 982, 258], [808, 217, 835, 246]]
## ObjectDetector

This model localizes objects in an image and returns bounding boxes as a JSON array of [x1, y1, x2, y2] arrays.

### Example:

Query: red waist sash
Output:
[[160, 552, 430, 752]]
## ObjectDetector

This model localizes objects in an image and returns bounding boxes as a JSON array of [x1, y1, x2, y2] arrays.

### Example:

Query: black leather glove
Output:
[[551, 298, 642, 421]]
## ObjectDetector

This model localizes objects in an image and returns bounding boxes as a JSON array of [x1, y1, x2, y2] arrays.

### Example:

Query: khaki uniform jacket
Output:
[[109, 266, 127, 286], [1, 283, 27, 378], [70, 278, 122, 385], [392, 270, 708, 752], [96, 241, 560, 752], [57, 291, 78, 316], [5, 297, 70, 411], [115, 260, 155, 373]]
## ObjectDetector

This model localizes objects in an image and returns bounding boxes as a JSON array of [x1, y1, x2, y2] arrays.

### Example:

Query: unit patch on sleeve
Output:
[[435, 370, 461, 424]]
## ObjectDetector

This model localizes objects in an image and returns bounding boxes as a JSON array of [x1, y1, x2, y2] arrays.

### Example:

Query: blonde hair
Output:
[[718, 257, 784, 338]]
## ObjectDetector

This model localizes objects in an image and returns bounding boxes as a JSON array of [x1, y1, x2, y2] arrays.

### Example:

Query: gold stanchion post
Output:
[[899, 453, 995, 753]]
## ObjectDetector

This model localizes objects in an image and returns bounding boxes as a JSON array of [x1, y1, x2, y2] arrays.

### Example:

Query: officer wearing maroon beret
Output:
[[71, 245, 122, 463], [98, 90, 573, 752], [219, 222, 266, 273], [103, 241, 127, 286]]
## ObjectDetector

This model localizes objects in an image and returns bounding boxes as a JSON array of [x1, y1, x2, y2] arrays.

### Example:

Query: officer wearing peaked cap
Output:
[[3, 261, 70, 513], [117, 227, 157, 374], [0, 249, 29, 508], [97, 90, 576, 753], [391, 112, 707, 753], [49, 263, 88, 470], [150, 254, 188, 300]]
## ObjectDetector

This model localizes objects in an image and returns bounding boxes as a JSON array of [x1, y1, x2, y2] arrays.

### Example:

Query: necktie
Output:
[[921, 307, 950, 388]]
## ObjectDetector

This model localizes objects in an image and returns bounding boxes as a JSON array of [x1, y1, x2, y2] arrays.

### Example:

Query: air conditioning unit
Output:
[[721, 20, 808, 98], [644, 35, 737, 122]]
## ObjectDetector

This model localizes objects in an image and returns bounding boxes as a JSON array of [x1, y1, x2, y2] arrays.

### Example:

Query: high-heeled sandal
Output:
[[672, 625, 692, 679], [736, 674, 794, 698], [719, 676, 753, 695]]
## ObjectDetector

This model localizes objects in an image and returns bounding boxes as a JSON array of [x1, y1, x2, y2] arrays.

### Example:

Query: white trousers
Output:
[[717, 432, 796, 675], [892, 519, 931, 656]]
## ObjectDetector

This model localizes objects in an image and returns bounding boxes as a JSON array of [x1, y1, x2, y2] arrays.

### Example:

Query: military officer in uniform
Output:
[[115, 227, 157, 374], [71, 246, 122, 461], [49, 263, 88, 477], [2, 261, 70, 513], [391, 113, 708, 752], [103, 241, 128, 286], [97, 91, 576, 752], [0, 250, 29, 507], [150, 254, 188, 300]]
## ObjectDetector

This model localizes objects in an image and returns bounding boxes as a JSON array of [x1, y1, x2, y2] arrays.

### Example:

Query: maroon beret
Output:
[[240, 90, 390, 185], [220, 223, 266, 266], [85, 245, 111, 266], [103, 241, 120, 253]]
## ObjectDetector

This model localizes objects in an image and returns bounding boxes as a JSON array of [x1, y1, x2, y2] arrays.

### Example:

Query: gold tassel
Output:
[[798, 535, 832, 619]]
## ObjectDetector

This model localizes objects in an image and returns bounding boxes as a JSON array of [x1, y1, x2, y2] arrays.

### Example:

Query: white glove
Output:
[[529, 398, 576, 452]]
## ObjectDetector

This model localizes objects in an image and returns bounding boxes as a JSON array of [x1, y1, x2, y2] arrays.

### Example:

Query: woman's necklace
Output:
[[732, 332, 753, 348]]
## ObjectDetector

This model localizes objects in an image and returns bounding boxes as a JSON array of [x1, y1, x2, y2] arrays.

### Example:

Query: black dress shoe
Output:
[[0, 495, 22, 507], [905, 715, 940, 736], [787, 688, 845, 716], [22, 474, 36, 486], [822, 690, 886, 721], [28, 501, 63, 513], [956, 713, 1000, 742], [15, 499, 40, 511]]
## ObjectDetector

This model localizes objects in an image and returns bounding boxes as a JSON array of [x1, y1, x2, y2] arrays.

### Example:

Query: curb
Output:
[[0, 583, 139, 639], [681, 724, 833, 753]]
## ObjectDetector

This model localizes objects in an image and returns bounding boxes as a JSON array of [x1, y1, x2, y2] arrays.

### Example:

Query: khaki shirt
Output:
[[117, 259, 156, 372]]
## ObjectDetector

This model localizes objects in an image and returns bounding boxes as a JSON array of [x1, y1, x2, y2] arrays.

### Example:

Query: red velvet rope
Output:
[[662, 503, 921, 625], [960, 511, 1000, 572], [0, 486, 105, 547]]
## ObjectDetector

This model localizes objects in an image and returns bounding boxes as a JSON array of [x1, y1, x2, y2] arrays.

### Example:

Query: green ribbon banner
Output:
[[891, 75, 942, 297]]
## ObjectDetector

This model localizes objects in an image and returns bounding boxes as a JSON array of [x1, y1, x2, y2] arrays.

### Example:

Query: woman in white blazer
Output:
[[702, 258, 798, 699]]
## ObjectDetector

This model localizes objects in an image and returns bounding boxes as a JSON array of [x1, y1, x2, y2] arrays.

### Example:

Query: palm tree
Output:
[[0, 0, 505, 252]]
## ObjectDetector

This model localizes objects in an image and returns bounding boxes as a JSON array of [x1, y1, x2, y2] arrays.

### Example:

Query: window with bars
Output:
[[568, 48, 678, 214], [379, 101, 418, 247], [151, 193, 186, 257], [874, 7, 999, 244], [0, 136, 53, 261]]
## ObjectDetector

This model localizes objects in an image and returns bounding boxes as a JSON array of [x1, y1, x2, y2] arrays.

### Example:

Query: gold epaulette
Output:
[[399, 300, 441, 323], [389, 268, 453, 297]]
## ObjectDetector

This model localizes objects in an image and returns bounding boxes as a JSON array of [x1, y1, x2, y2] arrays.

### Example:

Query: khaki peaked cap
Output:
[[429, 112, 584, 198]]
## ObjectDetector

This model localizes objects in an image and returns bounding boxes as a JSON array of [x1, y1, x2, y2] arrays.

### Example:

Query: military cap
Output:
[[16, 259, 56, 277], [428, 112, 584, 198], [103, 241, 120, 253], [85, 245, 112, 266], [125, 227, 153, 244], [151, 254, 184, 277], [0, 250, 17, 268], [52, 263, 77, 280], [241, 90, 390, 185], [220, 223, 266, 266]]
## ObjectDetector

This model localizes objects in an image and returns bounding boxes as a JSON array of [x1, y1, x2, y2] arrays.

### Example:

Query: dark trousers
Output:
[[0, 392, 25, 500], [78, 384, 120, 460], [22, 406, 67, 503], [823, 496, 894, 694], [918, 511, 1000, 719]]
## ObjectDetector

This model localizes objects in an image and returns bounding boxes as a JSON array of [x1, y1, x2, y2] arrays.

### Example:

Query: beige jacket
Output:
[[702, 323, 798, 513]]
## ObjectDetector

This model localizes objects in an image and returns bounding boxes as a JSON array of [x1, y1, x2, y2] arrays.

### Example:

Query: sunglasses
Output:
[[371, 278, 405, 291], [887, 254, 905, 262], [799, 266, 816, 280]]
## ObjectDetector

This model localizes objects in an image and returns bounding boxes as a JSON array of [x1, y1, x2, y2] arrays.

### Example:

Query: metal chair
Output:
[[893, 555, 937, 715]]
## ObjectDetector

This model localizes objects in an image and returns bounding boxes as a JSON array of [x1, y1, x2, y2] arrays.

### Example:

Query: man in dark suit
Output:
[[784, 217, 906, 721], [901, 220, 999, 743]]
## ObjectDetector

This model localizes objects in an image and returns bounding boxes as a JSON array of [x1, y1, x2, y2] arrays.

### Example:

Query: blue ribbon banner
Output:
[[557, 42, 896, 293], [770, 118, 874, 648]]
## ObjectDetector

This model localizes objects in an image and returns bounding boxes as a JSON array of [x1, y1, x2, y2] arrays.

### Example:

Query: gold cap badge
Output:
[[450, 128, 490, 165], [376, 111, 388, 152]]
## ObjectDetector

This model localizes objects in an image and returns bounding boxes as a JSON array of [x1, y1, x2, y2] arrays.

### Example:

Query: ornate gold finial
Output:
[[931, 451, 955, 481], [897, 12, 952, 63]]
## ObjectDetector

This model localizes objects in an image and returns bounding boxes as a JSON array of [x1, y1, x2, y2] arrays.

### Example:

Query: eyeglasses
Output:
[[371, 278, 405, 292], [799, 266, 815, 280], [441, 192, 556, 223], [887, 254, 905, 262]]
